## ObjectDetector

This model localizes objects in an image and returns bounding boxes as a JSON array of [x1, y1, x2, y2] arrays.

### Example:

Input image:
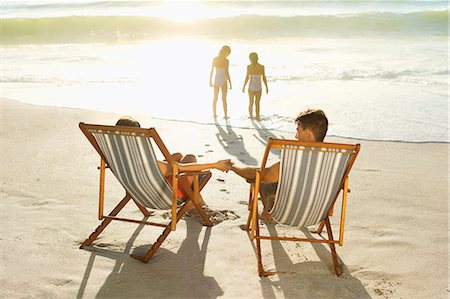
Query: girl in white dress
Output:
[[209, 45, 232, 119]]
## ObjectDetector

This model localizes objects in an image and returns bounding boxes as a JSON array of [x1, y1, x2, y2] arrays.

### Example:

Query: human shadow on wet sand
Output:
[[77, 218, 222, 299], [215, 120, 258, 165], [251, 120, 283, 158], [246, 223, 371, 298]]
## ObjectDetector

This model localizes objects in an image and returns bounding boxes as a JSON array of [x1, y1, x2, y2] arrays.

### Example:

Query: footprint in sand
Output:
[[216, 178, 225, 182], [373, 278, 398, 298], [206, 150, 214, 153], [198, 154, 204, 157], [185, 208, 240, 225]]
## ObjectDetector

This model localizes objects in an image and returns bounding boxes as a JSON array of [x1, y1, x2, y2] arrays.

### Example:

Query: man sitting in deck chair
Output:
[[230, 109, 328, 220], [116, 116, 232, 206]]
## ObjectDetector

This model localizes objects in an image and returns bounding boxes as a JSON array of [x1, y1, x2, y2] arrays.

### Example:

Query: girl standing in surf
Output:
[[242, 52, 268, 120], [210, 45, 232, 119]]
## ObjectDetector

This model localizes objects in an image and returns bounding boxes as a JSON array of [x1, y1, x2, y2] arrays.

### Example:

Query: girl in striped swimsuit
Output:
[[242, 52, 269, 121]]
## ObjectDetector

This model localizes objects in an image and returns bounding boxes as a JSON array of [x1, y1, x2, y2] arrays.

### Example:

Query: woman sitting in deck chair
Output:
[[116, 116, 232, 204]]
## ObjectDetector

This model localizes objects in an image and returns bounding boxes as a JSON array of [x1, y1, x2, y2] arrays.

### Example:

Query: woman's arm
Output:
[[178, 159, 232, 173], [158, 159, 232, 176]]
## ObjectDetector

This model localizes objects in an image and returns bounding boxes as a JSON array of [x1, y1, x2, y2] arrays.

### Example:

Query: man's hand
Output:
[[216, 159, 233, 172]]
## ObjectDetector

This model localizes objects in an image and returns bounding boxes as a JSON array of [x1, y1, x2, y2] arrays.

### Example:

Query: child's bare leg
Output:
[[255, 90, 262, 120], [213, 86, 220, 117], [248, 91, 255, 118], [221, 84, 228, 118]]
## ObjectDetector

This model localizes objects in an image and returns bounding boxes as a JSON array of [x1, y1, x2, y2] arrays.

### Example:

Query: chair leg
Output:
[[325, 217, 341, 277], [255, 218, 276, 277], [80, 194, 132, 248], [132, 198, 153, 217], [313, 221, 325, 234], [255, 216, 264, 276], [130, 201, 193, 263]]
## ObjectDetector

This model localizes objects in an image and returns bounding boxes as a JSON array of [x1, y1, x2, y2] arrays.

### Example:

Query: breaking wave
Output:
[[2, 10, 447, 43]]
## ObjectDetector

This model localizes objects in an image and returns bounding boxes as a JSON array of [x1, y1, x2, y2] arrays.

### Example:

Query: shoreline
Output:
[[1, 97, 448, 298], [2, 97, 448, 145]]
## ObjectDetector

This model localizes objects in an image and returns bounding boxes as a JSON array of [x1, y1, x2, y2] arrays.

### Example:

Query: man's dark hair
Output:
[[295, 109, 328, 141], [116, 116, 141, 128]]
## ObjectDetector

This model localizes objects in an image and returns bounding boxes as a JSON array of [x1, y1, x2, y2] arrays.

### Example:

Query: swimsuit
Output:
[[214, 68, 227, 86], [259, 182, 277, 212], [165, 175, 190, 201], [249, 74, 262, 92], [246, 179, 277, 211], [164, 173, 210, 203]]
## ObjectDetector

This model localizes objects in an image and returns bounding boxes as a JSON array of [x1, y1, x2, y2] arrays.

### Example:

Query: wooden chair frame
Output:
[[246, 138, 360, 276], [79, 123, 212, 263]]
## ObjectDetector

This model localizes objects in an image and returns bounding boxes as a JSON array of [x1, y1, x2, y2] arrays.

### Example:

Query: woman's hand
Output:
[[216, 159, 233, 172]]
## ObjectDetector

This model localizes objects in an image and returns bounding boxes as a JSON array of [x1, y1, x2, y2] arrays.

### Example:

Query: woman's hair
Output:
[[115, 116, 141, 128], [219, 45, 231, 56], [249, 52, 258, 64]]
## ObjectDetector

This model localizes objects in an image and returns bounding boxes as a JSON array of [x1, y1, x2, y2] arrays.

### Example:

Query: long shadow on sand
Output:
[[248, 223, 370, 298], [215, 120, 258, 166], [251, 120, 291, 159], [77, 218, 223, 299]]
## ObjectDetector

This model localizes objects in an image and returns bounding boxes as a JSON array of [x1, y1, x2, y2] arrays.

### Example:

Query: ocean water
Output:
[[1, 1, 448, 142]]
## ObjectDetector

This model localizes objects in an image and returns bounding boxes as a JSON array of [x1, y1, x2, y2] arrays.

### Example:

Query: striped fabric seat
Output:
[[270, 146, 352, 227], [90, 128, 173, 210]]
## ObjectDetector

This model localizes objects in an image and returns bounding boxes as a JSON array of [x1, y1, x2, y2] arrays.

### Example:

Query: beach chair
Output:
[[79, 123, 213, 263], [246, 138, 360, 276]]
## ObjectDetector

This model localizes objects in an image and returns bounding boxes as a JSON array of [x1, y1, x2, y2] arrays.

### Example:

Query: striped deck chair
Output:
[[247, 138, 360, 277], [79, 123, 213, 263]]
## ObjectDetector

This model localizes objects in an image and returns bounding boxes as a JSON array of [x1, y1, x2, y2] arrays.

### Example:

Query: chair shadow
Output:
[[215, 120, 258, 165], [77, 218, 223, 299], [248, 223, 371, 299]]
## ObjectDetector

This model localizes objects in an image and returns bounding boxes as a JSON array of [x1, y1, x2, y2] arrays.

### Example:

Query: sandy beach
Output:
[[0, 97, 448, 298]]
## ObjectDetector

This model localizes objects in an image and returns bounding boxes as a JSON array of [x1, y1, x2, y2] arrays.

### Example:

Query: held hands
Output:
[[216, 159, 233, 172], [266, 87, 269, 94], [209, 80, 213, 87]]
